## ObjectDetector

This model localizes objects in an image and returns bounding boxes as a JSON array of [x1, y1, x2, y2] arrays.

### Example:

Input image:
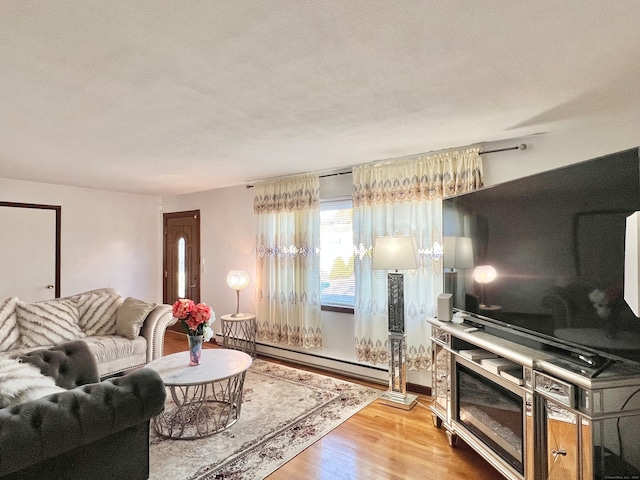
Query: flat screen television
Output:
[[443, 147, 640, 369]]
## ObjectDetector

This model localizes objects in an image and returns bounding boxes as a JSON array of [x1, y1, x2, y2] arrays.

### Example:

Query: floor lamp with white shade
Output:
[[372, 235, 419, 410]]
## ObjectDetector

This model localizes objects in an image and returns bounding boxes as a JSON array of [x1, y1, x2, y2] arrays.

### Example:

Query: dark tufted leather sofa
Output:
[[0, 341, 166, 480]]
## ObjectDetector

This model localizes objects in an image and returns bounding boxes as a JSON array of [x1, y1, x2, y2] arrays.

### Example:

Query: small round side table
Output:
[[221, 313, 257, 358]]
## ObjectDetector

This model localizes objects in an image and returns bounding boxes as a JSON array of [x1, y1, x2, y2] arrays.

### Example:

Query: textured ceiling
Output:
[[1, 1, 640, 195]]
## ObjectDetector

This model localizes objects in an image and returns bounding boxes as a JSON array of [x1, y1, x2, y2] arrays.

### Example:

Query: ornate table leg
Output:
[[152, 371, 247, 439]]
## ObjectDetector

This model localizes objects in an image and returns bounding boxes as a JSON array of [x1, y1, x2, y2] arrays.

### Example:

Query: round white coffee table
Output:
[[146, 349, 252, 439]]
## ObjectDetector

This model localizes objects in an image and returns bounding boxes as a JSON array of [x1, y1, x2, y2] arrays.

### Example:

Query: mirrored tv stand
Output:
[[428, 316, 640, 480]]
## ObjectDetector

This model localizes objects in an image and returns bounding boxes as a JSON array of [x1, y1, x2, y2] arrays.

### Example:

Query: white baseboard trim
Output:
[[216, 334, 388, 385]]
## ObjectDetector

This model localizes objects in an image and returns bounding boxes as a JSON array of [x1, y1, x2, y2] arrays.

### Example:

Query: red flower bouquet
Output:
[[172, 298, 214, 341]]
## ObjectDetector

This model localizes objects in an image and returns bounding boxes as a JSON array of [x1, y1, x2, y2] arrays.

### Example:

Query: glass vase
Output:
[[188, 335, 203, 366]]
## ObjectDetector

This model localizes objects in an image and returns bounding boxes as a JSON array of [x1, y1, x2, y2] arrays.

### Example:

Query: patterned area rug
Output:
[[149, 359, 381, 480]]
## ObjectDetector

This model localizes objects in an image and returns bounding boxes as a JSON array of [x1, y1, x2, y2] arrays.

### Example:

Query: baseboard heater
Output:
[[258, 341, 389, 385], [215, 333, 388, 385]]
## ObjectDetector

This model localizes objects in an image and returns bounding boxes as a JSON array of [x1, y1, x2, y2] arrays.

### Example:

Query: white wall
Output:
[[160, 186, 257, 325], [0, 178, 163, 301], [481, 111, 640, 186]]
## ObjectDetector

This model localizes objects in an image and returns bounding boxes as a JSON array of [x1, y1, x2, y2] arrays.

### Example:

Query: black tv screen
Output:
[[443, 147, 640, 366]]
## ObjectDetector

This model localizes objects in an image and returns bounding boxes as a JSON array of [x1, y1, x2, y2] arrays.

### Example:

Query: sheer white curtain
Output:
[[353, 148, 482, 370], [254, 174, 322, 349]]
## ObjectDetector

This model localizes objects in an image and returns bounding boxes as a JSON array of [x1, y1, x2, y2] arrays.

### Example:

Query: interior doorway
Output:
[[163, 210, 200, 332], [0, 202, 61, 301]]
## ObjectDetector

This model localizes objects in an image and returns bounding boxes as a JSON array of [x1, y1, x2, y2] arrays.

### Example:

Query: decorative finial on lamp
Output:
[[226, 270, 250, 317]]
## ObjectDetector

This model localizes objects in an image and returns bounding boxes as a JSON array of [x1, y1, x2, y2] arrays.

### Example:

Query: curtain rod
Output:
[[480, 143, 527, 155], [245, 170, 351, 189], [245, 143, 526, 188]]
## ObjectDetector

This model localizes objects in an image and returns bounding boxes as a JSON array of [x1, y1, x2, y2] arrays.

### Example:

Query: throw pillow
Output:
[[116, 297, 156, 340], [0, 297, 20, 351], [15, 298, 85, 348], [0, 357, 66, 408], [76, 291, 123, 336]]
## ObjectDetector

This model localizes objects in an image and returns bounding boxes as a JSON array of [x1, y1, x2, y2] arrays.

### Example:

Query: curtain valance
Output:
[[254, 175, 320, 214], [353, 148, 483, 207]]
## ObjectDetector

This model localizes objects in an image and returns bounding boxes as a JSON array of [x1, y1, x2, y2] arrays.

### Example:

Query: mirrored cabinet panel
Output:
[[429, 317, 640, 480]]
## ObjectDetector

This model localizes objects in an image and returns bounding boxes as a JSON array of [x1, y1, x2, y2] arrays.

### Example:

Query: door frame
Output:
[[163, 210, 201, 304], [0, 201, 61, 298]]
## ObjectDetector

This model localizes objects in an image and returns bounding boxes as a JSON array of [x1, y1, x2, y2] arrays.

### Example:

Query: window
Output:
[[177, 237, 186, 298], [320, 197, 354, 311]]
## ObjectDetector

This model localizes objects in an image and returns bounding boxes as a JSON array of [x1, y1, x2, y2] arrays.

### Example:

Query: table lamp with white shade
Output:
[[226, 270, 250, 317], [372, 235, 418, 410]]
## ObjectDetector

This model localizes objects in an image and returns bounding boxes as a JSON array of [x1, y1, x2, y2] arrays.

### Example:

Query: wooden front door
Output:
[[163, 211, 200, 313]]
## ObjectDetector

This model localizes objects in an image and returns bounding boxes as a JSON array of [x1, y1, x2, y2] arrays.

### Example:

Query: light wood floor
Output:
[[163, 331, 498, 479]]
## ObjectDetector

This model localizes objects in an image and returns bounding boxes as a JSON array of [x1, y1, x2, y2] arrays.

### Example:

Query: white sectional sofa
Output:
[[0, 288, 176, 377]]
